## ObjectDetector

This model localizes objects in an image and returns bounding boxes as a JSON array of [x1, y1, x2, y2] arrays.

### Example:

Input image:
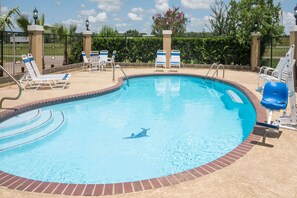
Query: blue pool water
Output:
[[0, 76, 256, 184]]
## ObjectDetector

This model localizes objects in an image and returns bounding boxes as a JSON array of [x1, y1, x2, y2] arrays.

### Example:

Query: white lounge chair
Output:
[[99, 50, 109, 70], [155, 50, 166, 71], [107, 50, 116, 68], [90, 51, 100, 71], [81, 51, 90, 71], [169, 50, 181, 70], [20, 54, 70, 90], [28, 53, 71, 79]]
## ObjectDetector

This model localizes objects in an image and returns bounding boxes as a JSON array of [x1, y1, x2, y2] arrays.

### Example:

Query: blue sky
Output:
[[1, 0, 296, 34]]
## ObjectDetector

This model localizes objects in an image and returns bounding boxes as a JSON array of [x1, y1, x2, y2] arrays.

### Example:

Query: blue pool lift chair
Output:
[[260, 81, 288, 126]]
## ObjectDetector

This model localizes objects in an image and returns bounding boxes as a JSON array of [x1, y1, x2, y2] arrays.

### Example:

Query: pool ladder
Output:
[[0, 65, 22, 109], [112, 65, 129, 86], [206, 63, 225, 80]]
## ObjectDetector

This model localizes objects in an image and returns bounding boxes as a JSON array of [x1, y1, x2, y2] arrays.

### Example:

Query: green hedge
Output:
[[89, 36, 250, 65]]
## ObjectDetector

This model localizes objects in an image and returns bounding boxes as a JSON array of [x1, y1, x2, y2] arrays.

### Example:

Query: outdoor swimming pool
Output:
[[0, 75, 256, 184]]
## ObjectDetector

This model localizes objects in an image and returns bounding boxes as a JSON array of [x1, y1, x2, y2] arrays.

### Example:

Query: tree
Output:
[[0, 6, 20, 31], [207, 0, 229, 35], [151, 7, 189, 36], [227, 0, 284, 46], [99, 25, 119, 37], [124, 29, 140, 37]]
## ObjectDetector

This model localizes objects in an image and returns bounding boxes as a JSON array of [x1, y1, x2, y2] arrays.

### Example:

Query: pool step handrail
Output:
[[206, 63, 225, 79], [0, 65, 22, 109], [112, 65, 129, 86]]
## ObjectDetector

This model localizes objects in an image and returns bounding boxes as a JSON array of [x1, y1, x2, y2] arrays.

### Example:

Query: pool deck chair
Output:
[[81, 51, 90, 71], [99, 50, 109, 70], [155, 50, 166, 71], [27, 53, 71, 79], [20, 54, 70, 91], [107, 50, 116, 68], [260, 81, 288, 126], [89, 51, 100, 71], [169, 50, 181, 71]]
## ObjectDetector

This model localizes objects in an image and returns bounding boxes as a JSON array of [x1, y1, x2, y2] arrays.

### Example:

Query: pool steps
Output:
[[0, 109, 41, 130], [0, 110, 52, 139], [0, 109, 65, 152]]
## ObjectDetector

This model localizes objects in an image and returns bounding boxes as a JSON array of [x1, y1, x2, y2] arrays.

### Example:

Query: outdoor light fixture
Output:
[[33, 7, 38, 25], [86, 19, 90, 31], [294, 4, 297, 25]]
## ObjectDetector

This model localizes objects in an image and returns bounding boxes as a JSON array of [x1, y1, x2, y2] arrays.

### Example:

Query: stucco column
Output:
[[83, 31, 92, 59], [290, 25, 297, 88], [250, 32, 261, 71], [163, 30, 172, 68], [28, 25, 44, 74]]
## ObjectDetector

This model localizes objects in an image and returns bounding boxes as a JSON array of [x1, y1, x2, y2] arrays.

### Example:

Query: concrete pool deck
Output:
[[0, 68, 297, 197]]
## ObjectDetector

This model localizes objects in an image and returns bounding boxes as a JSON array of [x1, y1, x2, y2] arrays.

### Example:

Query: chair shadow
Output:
[[250, 126, 283, 148]]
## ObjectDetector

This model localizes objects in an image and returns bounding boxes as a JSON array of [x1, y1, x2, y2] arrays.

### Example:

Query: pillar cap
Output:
[[82, 31, 92, 36], [251, 32, 261, 36], [27, 25, 44, 32], [162, 30, 172, 35], [291, 25, 297, 32]]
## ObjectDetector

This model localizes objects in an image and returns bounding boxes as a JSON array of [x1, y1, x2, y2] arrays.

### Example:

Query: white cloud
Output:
[[61, 18, 83, 26], [81, 4, 85, 8], [282, 11, 295, 34], [0, 6, 9, 14], [181, 0, 214, 9], [131, 7, 144, 13], [80, 9, 96, 16], [113, 17, 122, 22], [116, 23, 129, 28], [88, 12, 107, 23], [90, 0, 121, 12], [57, 1, 61, 5], [187, 16, 210, 32], [155, 0, 169, 12], [128, 12, 143, 21]]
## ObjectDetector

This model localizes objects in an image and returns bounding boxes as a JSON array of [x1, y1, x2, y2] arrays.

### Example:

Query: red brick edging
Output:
[[0, 73, 266, 196]]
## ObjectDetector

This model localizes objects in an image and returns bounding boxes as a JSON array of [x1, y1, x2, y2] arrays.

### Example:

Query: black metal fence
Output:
[[261, 36, 290, 68], [43, 33, 83, 69], [0, 31, 31, 77]]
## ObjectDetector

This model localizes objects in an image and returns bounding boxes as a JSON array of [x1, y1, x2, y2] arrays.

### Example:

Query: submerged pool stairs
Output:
[[0, 109, 64, 152]]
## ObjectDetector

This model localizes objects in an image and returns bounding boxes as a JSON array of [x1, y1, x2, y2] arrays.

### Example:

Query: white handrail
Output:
[[112, 65, 129, 86], [0, 65, 22, 108], [206, 63, 225, 79]]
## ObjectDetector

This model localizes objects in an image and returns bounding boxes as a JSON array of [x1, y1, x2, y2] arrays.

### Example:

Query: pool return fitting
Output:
[[0, 65, 22, 109]]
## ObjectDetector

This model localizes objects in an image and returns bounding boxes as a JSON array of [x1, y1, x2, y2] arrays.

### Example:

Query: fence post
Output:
[[163, 30, 172, 68], [0, 31, 3, 77], [290, 26, 297, 88], [82, 31, 92, 59], [28, 25, 44, 74], [63, 35, 68, 65], [250, 32, 261, 71]]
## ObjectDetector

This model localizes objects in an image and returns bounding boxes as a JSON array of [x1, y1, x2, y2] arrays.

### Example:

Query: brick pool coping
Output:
[[0, 73, 266, 196]]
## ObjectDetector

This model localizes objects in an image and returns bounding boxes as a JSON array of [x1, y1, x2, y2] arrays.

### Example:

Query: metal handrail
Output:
[[206, 63, 225, 79], [112, 65, 129, 86], [0, 65, 22, 109], [211, 64, 225, 78]]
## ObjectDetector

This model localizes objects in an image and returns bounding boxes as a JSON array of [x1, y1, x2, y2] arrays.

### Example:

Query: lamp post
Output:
[[86, 19, 90, 31], [33, 7, 38, 25], [294, 4, 297, 25]]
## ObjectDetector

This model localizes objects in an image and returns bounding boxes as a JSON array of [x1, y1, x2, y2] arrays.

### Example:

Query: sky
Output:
[[1, 0, 296, 34]]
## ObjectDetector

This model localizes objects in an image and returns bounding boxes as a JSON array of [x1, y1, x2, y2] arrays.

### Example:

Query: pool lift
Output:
[[257, 45, 297, 132]]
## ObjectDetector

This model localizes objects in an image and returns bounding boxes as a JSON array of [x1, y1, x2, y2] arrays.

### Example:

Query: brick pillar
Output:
[[250, 32, 261, 71], [290, 26, 297, 88], [28, 25, 44, 74], [82, 31, 92, 59], [162, 30, 172, 68]]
